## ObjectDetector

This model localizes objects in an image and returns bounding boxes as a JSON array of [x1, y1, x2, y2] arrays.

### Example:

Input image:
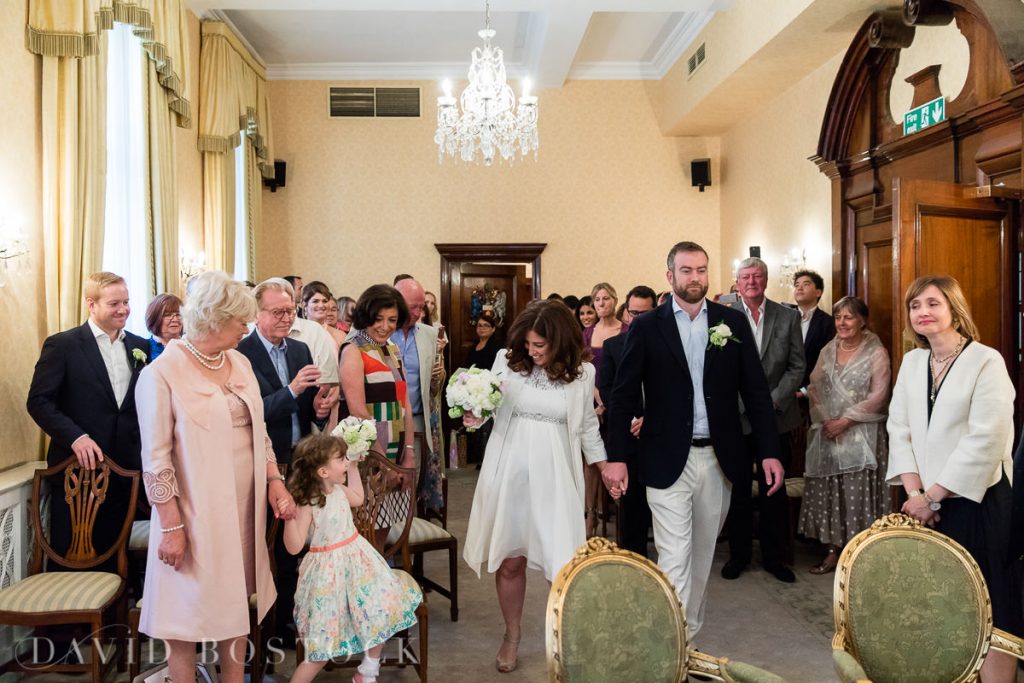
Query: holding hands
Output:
[[822, 417, 852, 440], [269, 479, 297, 520]]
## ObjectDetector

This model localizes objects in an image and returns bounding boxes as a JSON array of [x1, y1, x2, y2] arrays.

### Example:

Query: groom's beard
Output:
[[672, 281, 708, 304]]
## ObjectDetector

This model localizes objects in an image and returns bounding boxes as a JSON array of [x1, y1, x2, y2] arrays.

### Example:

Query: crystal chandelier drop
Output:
[[434, 1, 538, 166]]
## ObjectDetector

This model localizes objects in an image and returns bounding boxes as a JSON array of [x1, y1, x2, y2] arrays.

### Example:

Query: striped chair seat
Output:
[[130, 520, 150, 551], [0, 572, 122, 613], [387, 517, 452, 545]]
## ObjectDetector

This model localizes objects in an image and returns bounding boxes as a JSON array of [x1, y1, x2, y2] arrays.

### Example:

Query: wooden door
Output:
[[449, 263, 531, 372], [856, 220, 895, 359], [892, 178, 1017, 372]]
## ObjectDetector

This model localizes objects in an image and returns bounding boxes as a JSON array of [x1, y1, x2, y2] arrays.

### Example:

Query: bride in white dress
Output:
[[463, 299, 607, 673]]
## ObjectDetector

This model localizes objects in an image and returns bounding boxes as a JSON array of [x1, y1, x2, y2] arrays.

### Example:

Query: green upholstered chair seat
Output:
[[386, 517, 452, 545], [724, 660, 791, 683], [844, 535, 985, 682], [0, 572, 122, 613], [129, 520, 150, 550], [833, 649, 869, 683], [557, 560, 684, 682], [752, 478, 804, 498]]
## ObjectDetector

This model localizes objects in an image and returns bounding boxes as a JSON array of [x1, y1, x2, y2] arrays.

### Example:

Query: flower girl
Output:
[[284, 434, 422, 683]]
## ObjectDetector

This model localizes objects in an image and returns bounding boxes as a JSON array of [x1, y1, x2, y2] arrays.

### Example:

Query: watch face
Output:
[[929, 502, 941, 511]]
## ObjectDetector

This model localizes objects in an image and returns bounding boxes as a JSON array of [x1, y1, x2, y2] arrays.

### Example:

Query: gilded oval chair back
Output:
[[546, 538, 687, 683], [837, 515, 991, 683]]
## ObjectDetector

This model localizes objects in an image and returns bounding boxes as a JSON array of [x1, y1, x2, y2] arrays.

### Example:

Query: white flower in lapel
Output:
[[707, 322, 740, 350], [131, 348, 148, 368]]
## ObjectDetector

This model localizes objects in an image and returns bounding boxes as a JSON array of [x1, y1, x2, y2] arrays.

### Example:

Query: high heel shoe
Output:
[[496, 633, 521, 673], [809, 547, 840, 575]]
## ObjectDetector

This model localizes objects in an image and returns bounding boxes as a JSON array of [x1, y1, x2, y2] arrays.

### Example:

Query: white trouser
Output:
[[645, 445, 731, 640]]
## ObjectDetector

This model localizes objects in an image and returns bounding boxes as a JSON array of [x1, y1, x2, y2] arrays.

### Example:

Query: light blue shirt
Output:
[[672, 297, 710, 439], [391, 326, 422, 414], [256, 329, 301, 447]]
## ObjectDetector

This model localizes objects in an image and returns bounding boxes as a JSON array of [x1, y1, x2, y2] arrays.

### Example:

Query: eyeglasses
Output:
[[163, 312, 182, 319], [262, 307, 297, 321]]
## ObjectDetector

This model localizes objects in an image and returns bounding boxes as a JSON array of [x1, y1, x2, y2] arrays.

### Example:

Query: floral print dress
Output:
[[294, 485, 422, 660]]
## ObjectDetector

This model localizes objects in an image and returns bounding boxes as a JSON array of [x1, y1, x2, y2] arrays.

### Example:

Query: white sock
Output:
[[357, 654, 381, 679]]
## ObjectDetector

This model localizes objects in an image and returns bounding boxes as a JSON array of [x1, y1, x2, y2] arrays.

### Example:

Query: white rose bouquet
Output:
[[332, 416, 378, 461], [708, 321, 741, 349], [446, 366, 505, 431]]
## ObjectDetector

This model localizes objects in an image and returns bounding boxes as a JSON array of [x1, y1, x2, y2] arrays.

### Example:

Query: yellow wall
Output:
[[259, 79, 721, 301], [0, 0, 45, 468], [719, 51, 843, 306], [0, 5, 204, 469]]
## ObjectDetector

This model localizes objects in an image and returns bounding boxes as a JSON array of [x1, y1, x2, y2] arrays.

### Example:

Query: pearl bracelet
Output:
[[268, 475, 286, 483], [161, 523, 185, 533]]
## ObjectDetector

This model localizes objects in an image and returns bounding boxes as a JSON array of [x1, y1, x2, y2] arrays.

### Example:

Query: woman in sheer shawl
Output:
[[797, 296, 890, 574]]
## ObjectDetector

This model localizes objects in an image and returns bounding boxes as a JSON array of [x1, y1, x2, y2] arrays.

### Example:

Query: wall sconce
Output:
[[778, 248, 807, 290], [0, 233, 30, 289], [180, 249, 206, 280]]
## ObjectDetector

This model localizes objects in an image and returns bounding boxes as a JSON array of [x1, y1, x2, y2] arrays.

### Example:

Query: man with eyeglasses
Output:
[[597, 284, 657, 556]]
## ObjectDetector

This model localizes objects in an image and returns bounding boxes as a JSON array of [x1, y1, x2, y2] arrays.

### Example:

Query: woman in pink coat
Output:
[[135, 270, 296, 683]]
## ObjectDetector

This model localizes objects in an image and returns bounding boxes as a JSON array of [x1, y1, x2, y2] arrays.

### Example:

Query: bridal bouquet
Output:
[[332, 416, 378, 461], [446, 366, 505, 429]]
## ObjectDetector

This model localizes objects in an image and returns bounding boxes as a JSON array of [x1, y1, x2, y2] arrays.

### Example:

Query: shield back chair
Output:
[[546, 537, 789, 683], [396, 434, 458, 622], [296, 452, 428, 681], [128, 466, 286, 683], [832, 513, 1024, 683], [0, 456, 139, 683]]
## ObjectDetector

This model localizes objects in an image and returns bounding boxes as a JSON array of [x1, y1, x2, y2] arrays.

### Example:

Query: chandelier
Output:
[[434, 1, 538, 166]]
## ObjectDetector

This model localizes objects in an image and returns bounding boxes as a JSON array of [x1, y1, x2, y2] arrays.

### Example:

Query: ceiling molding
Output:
[[649, 11, 712, 79], [568, 61, 661, 80], [205, 8, 267, 65], [266, 61, 532, 81]]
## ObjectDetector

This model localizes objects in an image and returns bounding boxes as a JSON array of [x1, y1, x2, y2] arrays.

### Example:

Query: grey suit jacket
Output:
[[412, 321, 440, 451], [732, 299, 806, 434]]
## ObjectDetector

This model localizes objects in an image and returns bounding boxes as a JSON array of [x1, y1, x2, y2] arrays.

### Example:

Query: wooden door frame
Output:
[[434, 243, 546, 335]]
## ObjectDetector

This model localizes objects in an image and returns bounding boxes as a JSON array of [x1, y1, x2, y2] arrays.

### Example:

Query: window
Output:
[[233, 136, 249, 282], [103, 22, 151, 335]]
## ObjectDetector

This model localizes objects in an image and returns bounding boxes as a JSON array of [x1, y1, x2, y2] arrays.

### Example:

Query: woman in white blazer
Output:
[[887, 275, 1019, 682], [463, 300, 607, 674]]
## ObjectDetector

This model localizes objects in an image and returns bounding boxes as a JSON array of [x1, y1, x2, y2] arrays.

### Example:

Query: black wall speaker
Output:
[[264, 159, 287, 192], [691, 158, 711, 192], [749, 246, 761, 258]]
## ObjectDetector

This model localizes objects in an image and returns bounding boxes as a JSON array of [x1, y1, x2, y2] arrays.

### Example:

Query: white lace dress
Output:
[[464, 367, 589, 581]]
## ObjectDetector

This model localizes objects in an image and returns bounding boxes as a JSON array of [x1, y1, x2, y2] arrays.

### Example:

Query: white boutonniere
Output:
[[707, 322, 740, 350], [131, 348, 148, 368]]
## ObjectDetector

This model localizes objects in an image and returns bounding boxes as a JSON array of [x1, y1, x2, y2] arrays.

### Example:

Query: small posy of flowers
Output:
[[332, 416, 378, 462], [708, 322, 740, 349], [446, 366, 505, 430], [131, 348, 148, 367]]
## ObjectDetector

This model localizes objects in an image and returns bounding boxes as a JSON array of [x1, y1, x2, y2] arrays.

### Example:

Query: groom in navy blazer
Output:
[[27, 272, 149, 563], [604, 242, 781, 638]]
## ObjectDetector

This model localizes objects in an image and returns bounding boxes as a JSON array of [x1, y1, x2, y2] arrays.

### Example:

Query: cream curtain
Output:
[[40, 51, 107, 334], [199, 21, 274, 274], [29, 0, 191, 332], [27, 0, 192, 127]]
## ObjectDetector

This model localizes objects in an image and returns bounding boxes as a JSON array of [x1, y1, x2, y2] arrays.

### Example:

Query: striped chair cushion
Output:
[[386, 517, 453, 546], [0, 572, 122, 613], [130, 520, 150, 550]]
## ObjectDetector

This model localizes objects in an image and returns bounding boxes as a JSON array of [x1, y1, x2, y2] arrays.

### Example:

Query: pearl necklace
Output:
[[183, 338, 226, 371], [839, 337, 862, 352]]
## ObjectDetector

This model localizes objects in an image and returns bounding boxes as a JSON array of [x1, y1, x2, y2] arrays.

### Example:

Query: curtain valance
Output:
[[199, 21, 274, 178], [26, 0, 192, 127]]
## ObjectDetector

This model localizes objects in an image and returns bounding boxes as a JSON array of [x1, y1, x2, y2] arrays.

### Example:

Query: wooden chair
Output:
[[0, 456, 139, 683], [832, 513, 1024, 683], [128, 467, 286, 683], [547, 537, 788, 683], [400, 436, 458, 622], [297, 452, 428, 681]]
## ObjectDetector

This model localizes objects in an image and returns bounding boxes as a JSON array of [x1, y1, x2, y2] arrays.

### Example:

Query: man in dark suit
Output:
[[723, 257, 805, 583], [603, 242, 781, 639], [792, 269, 835, 392], [237, 278, 326, 466], [27, 271, 149, 563], [597, 284, 657, 557], [237, 278, 327, 647]]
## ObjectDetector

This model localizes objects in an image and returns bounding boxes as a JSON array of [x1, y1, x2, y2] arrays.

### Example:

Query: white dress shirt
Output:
[[740, 298, 766, 352], [672, 297, 710, 438], [88, 318, 131, 407], [289, 316, 340, 384]]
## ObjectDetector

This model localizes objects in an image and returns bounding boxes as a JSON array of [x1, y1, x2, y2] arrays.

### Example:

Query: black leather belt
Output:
[[691, 438, 712, 448]]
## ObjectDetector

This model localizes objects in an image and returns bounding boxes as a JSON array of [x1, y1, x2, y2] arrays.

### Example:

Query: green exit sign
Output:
[[903, 96, 946, 136]]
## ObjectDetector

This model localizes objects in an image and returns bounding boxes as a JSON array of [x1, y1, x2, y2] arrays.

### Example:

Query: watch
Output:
[[923, 492, 941, 512]]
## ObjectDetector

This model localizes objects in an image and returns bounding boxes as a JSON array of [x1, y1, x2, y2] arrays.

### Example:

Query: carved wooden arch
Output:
[[814, 0, 1024, 172]]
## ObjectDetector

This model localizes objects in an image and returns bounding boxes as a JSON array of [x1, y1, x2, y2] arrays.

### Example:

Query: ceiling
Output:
[[185, 0, 727, 87]]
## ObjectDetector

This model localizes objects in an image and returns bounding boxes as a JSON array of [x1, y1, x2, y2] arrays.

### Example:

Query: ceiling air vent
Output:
[[687, 42, 706, 78], [329, 86, 421, 118]]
